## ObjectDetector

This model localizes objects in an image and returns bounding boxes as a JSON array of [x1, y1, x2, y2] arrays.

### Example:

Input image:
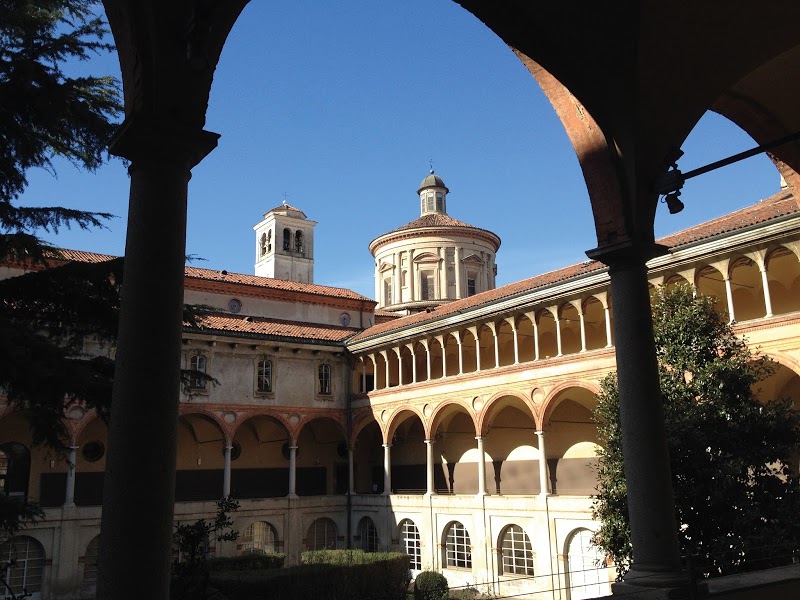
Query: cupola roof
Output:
[[417, 170, 449, 194]]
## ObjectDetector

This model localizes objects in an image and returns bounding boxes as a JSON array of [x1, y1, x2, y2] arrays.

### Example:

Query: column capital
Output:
[[109, 114, 220, 168], [424, 439, 435, 445], [586, 240, 669, 269], [383, 443, 392, 449]]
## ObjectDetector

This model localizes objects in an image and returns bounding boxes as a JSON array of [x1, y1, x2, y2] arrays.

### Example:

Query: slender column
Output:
[[554, 314, 563, 356], [511, 320, 520, 365], [409, 249, 415, 301], [222, 443, 232, 498], [474, 333, 482, 371], [348, 447, 355, 495], [382, 444, 392, 495], [456, 335, 464, 375], [438, 247, 448, 299], [534, 432, 548, 497], [397, 348, 404, 385], [425, 341, 432, 381], [97, 119, 220, 600], [723, 276, 736, 323], [439, 336, 448, 378], [360, 360, 367, 393], [604, 306, 613, 347], [531, 315, 540, 360], [425, 440, 435, 495], [475, 437, 487, 496], [288, 445, 298, 498], [578, 307, 587, 352], [370, 355, 378, 392], [383, 351, 390, 389], [492, 327, 500, 368], [587, 243, 684, 588], [454, 246, 462, 298], [63, 445, 78, 508], [759, 265, 773, 317], [374, 261, 381, 305], [410, 347, 417, 383]]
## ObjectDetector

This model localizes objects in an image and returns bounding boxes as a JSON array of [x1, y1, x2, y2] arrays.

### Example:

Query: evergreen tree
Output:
[[592, 284, 800, 578]]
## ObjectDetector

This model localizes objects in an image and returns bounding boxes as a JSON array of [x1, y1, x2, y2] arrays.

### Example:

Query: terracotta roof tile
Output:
[[186, 312, 358, 343], [390, 213, 479, 232], [265, 203, 306, 216], [350, 190, 800, 343]]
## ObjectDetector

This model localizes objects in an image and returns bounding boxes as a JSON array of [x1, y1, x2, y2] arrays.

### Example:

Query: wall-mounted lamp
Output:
[[664, 191, 685, 214]]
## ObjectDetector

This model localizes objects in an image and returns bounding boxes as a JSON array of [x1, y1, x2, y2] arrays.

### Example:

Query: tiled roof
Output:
[[183, 266, 373, 302], [51, 249, 118, 263], [388, 213, 482, 233], [265, 203, 306, 216], [186, 312, 358, 343], [350, 190, 800, 343]]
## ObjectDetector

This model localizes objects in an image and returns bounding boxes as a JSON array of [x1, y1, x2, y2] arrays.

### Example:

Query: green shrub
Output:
[[414, 571, 448, 600], [206, 553, 285, 571]]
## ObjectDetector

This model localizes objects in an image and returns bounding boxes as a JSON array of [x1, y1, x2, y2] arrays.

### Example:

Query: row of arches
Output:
[[355, 240, 800, 393]]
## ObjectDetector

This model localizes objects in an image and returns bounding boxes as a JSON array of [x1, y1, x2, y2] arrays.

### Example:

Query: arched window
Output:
[[425, 193, 435, 213], [435, 192, 444, 212], [82, 535, 101, 595], [306, 518, 337, 550], [444, 521, 471, 569], [499, 524, 534, 576], [189, 354, 207, 389], [1, 536, 44, 598], [257, 359, 272, 393], [266, 230, 272, 253], [295, 230, 303, 253], [384, 278, 392, 305], [358, 517, 378, 552], [240, 521, 278, 554], [566, 528, 609, 599], [318, 364, 331, 395], [0, 442, 31, 500], [283, 228, 291, 250], [260, 232, 267, 257], [399, 519, 421, 571]]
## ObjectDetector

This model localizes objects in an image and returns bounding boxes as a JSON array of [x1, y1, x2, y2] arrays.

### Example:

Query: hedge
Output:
[[210, 551, 410, 600], [206, 553, 286, 572]]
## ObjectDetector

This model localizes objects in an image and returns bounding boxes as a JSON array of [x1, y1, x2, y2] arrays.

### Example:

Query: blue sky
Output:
[[22, 0, 780, 299]]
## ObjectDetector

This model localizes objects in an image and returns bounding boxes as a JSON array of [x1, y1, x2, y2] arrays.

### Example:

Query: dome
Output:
[[417, 170, 449, 194]]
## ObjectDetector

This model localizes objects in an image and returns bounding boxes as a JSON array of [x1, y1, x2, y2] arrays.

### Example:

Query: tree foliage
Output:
[[592, 284, 800, 578], [0, 0, 122, 261]]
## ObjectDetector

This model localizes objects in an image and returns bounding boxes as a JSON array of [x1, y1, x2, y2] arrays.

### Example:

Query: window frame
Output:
[[283, 228, 291, 251], [306, 518, 337, 550], [189, 353, 208, 390], [317, 363, 332, 397], [240, 521, 279, 555], [400, 519, 422, 571], [444, 521, 472, 570], [499, 524, 535, 577], [256, 358, 274, 394], [358, 517, 378, 552]]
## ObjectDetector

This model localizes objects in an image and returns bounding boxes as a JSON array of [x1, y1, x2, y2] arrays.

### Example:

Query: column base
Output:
[[612, 568, 705, 598], [286, 493, 299, 499]]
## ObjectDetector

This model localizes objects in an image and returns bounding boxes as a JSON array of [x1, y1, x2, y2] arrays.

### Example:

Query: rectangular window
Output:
[[318, 364, 331, 395], [421, 274, 435, 301], [257, 359, 272, 393], [384, 279, 392, 305], [190, 354, 207, 389], [467, 277, 476, 296]]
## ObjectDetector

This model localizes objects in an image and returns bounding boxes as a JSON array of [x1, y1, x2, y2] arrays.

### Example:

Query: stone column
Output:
[[492, 326, 500, 368], [474, 331, 482, 371], [554, 313, 563, 356], [393, 251, 400, 304], [724, 276, 736, 323], [759, 265, 773, 317], [454, 246, 462, 298], [476, 437, 487, 496], [222, 443, 232, 498], [578, 306, 587, 352], [604, 305, 613, 347], [288, 445, 298, 498], [424, 340, 431, 381], [409, 249, 416, 301], [439, 336, 448, 378], [587, 243, 684, 589], [456, 334, 464, 375], [438, 247, 448, 299], [397, 348, 404, 385], [97, 118, 220, 600], [360, 360, 367, 393], [382, 444, 392, 495], [348, 447, 355, 495], [425, 440, 435, 495], [534, 431, 548, 497], [510, 319, 520, 365], [410, 346, 417, 383], [64, 445, 78, 508], [382, 350, 390, 389], [370, 355, 378, 392]]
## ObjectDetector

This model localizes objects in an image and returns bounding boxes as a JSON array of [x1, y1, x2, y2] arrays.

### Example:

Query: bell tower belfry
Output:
[[253, 201, 317, 283]]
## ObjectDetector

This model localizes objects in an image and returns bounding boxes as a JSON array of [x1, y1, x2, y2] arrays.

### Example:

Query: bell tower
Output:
[[253, 201, 317, 283]]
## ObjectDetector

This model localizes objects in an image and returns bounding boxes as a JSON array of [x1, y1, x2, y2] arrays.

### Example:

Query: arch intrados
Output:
[[695, 264, 723, 286], [296, 414, 347, 442], [537, 307, 556, 321], [177, 411, 226, 444], [559, 302, 579, 318], [73, 412, 108, 444], [428, 400, 476, 439], [351, 417, 381, 446], [582, 295, 602, 311], [232, 412, 291, 443], [385, 407, 426, 442], [515, 313, 534, 328], [766, 244, 798, 266], [479, 392, 536, 436], [762, 351, 800, 381], [730, 255, 754, 271], [541, 382, 600, 427]]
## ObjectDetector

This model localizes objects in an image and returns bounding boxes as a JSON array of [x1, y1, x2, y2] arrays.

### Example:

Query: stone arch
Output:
[[460, 329, 478, 373], [496, 319, 516, 366], [664, 273, 691, 288], [413, 340, 429, 381], [729, 255, 766, 321], [429, 401, 480, 495], [479, 393, 540, 495], [176, 412, 227, 502], [582, 296, 607, 351], [515, 313, 536, 362], [399, 345, 414, 385], [428, 337, 444, 379], [537, 308, 558, 359], [229, 414, 292, 498], [558, 302, 582, 355], [765, 245, 800, 315], [386, 347, 401, 388], [385, 409, 427, 494], [443, 331, 460, 376], [695, 264, 728, 316], [374, 351, 387, 389], [477, 323, 496, 370], [294, 416, 348, 496], [352, 417, 382, 494]]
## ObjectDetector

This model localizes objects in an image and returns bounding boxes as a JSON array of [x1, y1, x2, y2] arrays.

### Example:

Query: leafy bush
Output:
[[211, 551, 410, 600], [414, 571, 448, 600], [207, 553, 285, 571]]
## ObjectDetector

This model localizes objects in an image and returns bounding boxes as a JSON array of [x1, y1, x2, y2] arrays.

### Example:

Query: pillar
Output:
[[410, 347, 417, 383], [222, 443, 232, 498], [454, 246, 462, 297], [511, 320, 520, 365], [383, 351, 390, 389], [360, 360, 367, 393], [370, 355, 378, 392], [409, 249, 416, 301], [288, 445, 298, 498], [534, 431, 548, 497], [604, 305, 613, 347], [474, 332, 481, 371], [554, 313, 563, 356], [397, 348, 404, 385], [475, 436, 487, 496], [759, 265, 773, 317], [492, 327, 500, 368], [393, 251, 400, 304], [382, 444, 392, 495], [439, 336, 448, 378], [348, 447, 355, 495], [587, 243, 685, 588], [578, 306, 587, 352], [456, 335, 464, 375], [425, 440, 435, 495], [425, 341, 432, 381], [97, 117, 220, 600], [723, 276, 736, 323], [64, 445, 78, 508]]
